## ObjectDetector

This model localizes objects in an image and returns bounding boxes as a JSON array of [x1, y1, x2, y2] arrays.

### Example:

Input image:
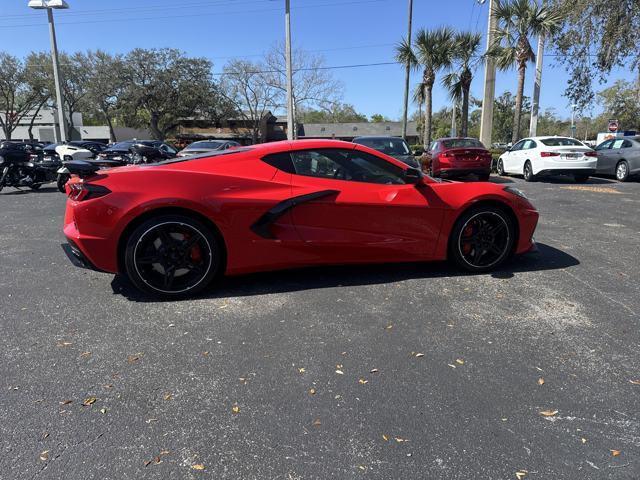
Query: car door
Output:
[[595, 139, 615, 173], [284, 147, 447, 263], [504, 140, 525, 173]]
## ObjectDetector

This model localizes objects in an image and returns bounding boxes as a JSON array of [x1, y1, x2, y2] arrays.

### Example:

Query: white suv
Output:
[[496, 136, 597, 182]]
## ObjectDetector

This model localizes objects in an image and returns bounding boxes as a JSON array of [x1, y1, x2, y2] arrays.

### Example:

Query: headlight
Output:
[[504, 186, 528, 199]]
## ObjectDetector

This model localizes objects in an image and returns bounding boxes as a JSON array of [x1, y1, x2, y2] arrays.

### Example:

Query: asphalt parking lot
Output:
[[1, 174, 639, 479]]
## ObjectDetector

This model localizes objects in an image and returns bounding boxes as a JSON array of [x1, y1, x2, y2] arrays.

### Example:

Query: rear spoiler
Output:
[[65, 159, 121, 178]]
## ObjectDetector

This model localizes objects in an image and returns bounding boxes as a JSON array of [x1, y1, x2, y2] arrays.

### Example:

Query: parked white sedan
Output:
[[496, 136, 597, 182]]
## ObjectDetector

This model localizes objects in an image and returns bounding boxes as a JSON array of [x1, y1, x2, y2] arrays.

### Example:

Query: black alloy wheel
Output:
[[124, 215, 222, 297], [523, 161, 535, 182], [450, 207, 515, 272]]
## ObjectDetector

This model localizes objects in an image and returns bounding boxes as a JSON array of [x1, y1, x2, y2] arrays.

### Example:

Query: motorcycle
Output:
[[0, 142, 61, 192]]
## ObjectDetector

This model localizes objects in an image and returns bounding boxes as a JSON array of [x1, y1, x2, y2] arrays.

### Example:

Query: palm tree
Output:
[[396, 27, 454, 148], [442, 31, 482, 138], [488, 0, 562, 143]]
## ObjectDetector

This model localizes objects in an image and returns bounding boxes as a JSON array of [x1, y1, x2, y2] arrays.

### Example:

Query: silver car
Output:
[[177, 140, 241, 158], [595, 136, 640, 181]]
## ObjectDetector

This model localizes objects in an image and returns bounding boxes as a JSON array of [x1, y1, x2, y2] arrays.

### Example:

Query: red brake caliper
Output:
[[461, 224, 474, 255]]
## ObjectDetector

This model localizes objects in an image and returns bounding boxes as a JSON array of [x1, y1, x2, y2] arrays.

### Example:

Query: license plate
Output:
[[563, 153, 580, 159]]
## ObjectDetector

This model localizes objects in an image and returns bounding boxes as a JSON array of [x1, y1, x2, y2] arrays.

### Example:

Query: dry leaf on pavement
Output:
[[335, 370, 344, 375], [538, 378, 545, 385], [82, 397, 97, 406], [192, 464, 205, 470], [370, 368, 379, 374], [455, 358, 464, 365], [39, 451, 49, 462], [298, 367, 305, 374], [312, 418, 321, 426], [309, 388, 316, 395], [358, 378, 368, 384], [515, 471, 527, 479], [59, 400, 72, 405], [415, 353, 425, 358], [232, 405, 240, 414], [127, 354, 142, 364], [629, 380, 640, 385], [611, 449, 621, 457], [382, 434, 389, 441], [539, 410, 558, 417]]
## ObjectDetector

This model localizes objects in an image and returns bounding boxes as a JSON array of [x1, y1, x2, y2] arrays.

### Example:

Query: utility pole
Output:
[[285, 0, 295, 141], [450, 103, 457, 138], [401, 0, 413, 140], [529, 0, 545, 137], [479, 0, 496, 147]]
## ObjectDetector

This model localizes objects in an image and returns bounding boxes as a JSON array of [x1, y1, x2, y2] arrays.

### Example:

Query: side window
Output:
[[429, 142, 438, 152], [511, 141, 525, 151], [621, 140, 633, 149], [612, 139, 625, 150], [290, 149, 406, 185], [596, 140, 613, 151], [262, 152, 295, 174]]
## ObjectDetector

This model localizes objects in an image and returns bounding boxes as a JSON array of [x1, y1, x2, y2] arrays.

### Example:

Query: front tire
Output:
[[57, 174, 70, 193], [497, 158, 506, 176], [123, 214, 222, 297], [523, 161, 535, 182], [616, 161, 629, 182], [449, 206, 515, 273]]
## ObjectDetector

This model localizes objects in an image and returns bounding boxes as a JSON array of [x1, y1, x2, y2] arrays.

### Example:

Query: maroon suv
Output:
[[429, 138, 492, 181]]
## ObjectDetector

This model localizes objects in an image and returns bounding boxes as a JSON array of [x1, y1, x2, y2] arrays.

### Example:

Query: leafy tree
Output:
[[597, 80, 640, 131], [396, 27, 454, 148], [488, 0, 562, 143], [552, 0, 640, 112], [0, 52, 41, 140], [262, 44, 341, 137], [85, 51, 127, 143], [492, 91, 531, 143], [370, 113, 390, 123], [220, 59, 278, 144], [24, 52, 53, 140], [122, 48, 225, 140], [442, 31, 482, 137], [298, 103, 368, 123], [58, 52, 92, 140]]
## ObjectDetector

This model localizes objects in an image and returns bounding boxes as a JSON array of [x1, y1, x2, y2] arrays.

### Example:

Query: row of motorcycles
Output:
[[0, 140, 177, 193]]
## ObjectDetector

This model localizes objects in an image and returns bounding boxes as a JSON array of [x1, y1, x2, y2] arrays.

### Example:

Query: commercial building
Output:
[[1, 109, 110, 143]]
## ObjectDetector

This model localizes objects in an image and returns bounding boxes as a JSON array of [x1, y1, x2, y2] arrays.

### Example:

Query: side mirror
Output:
[[413, 148, 424, 156], [404, 167, 424, 185]]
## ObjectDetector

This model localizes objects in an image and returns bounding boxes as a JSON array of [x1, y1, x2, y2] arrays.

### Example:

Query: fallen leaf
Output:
[[395, 437, 408, 443], [382, 434, 389, 441], [336, 364, 343, 369], [145, 418, 158, 423], [144, 460, 152, 467], [312, 418, 321, 426], [100, 408, 107, 414], [82, 397, 97, 406], [415, 353, 425, 358], [39, 450, 49, 461], [385, 325, 393, 330], [358, 465, 366, 471], [335, 370, 344, 375], [127, 354, 143, 364], [202, 351, 209, 356], [163, 393, 172, 401], [370, 368, 379, 374], [56, 341, 73, 347], [581, 438, 587, 444], [160, 450, 170, 455], [153, 456, 162, 464], [103, 384, 113, 389], [629, 380, 640, 385], [232, 405, 240, 414], [42, 432, 49, 439], [611, 449, 621, 457], [309, 388, 316, 395], [358, 378, 368, 384], [455, 358, 465, 365], [447, 364, 456, 369], [515, 471, 527, 479], [298, 367, 305, 374], [192, 464, 205, 470], [538, 378, 545, 385], [539, 410, 558, 417], [59, 400, 72, 405]]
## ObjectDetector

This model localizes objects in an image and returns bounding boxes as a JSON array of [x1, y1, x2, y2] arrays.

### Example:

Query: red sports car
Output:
[[62, 140, 538, 297], [429, 137, 493, 180]]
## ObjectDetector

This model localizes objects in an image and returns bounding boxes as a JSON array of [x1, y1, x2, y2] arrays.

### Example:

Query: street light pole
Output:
[[479, 0, 497, 147], [529, 0, 545, 137], [29, 0, 69, 143], [47, 8, 67, 142], [285, 0, 295, 141], [401, 0, 413, 140]]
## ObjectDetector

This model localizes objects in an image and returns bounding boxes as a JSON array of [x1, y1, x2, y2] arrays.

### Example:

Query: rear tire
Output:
[[496, 159, 506, 176], [616, 161, 629, 182], [478, 172, 491, 182], [123, 214, 223, 297], [449, 206, 515, 273], [523, 161, 535, 182], [574, 175, 589, 183], [57, 174, 70, 193]]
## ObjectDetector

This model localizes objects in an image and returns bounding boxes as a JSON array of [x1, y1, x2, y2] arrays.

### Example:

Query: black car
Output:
[[352, 136, 421, 169], [98, 140, 178, 163]]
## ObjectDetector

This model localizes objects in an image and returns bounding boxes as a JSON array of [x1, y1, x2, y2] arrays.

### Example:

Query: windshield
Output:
[[356, 138, 411, 156], [186, 141, 225, 150], [540, 137, 584, 147], [442, 138, 485, 149]]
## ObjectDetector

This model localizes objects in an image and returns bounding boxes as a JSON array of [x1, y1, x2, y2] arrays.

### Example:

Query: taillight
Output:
[[67, 182, 111, 201], [540, 152, 560, 157], [584, 151, 597, 157]]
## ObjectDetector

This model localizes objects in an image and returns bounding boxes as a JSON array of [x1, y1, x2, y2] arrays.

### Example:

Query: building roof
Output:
[[300, 121, 420, 139]]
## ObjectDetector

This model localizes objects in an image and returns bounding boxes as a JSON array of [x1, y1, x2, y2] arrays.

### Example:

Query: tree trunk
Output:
[[104, 112, 116, 143], [512, 62, 526, 144], [423, 83, 433, 149], [149, 113, 163, 141], [461, 87, 470, 138], [28, 100, 48, 141]]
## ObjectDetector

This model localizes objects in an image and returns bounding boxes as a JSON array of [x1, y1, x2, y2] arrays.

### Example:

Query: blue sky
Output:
[[0, 0, 631, 120]]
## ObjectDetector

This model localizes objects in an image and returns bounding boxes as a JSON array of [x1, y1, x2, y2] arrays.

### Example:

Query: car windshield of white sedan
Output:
[[540, 138, 584, 147]]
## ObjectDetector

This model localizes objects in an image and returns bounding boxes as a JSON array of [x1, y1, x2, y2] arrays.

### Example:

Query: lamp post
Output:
[[401, 0, 413, 140], [28, 0, 69, 143], [285, 0, 295, 141], [479, 0, 497, 148]]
